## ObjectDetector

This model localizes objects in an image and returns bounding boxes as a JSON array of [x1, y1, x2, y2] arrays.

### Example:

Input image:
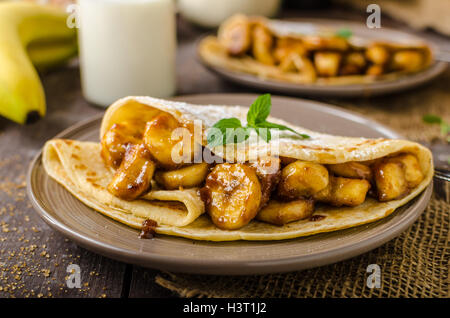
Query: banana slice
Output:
[[277, 160, 329, 199], [107, 144, 156, 201], [327, 162, 372, 181], [101, 121, 145, 169], [314, 176, 371, 207], [279, 53, 317, 82], [155, 162, 210, 190], [366, 64, 384, 76], [366, 45, 390, 65], [252, 23, 275, 65], [345, 52, 367, 69], [340, 51, 366, 75], [391, 50, 423, 72], [256, 199, 314, 226], [201, 163, 262, 230], [143, 113, 195, 170], [314, 52, 342, 77], [373, 161, 408, 201], [273, 37, 306, 63], [386, 154, 423, 188], [218, 14, 251, 56]]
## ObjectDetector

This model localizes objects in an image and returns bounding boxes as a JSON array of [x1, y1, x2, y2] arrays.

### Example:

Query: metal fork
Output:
[[422, 141, 450, 202], [434, 168, 450, 202]]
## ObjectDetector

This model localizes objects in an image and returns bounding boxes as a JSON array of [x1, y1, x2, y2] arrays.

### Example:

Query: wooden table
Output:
[[0, 9, 448, 298]]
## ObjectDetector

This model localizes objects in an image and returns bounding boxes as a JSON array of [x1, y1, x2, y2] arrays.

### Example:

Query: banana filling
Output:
[[101, 119, 425, 231], [216, 14, 431, 79]]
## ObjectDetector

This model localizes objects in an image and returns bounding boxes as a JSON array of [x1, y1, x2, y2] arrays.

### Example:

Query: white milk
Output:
[[77, 0, 176, 106]]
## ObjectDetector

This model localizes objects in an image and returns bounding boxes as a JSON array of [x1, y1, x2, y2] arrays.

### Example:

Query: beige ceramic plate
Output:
[[198, 19, 448, 97], [27, 94, 432, 275]]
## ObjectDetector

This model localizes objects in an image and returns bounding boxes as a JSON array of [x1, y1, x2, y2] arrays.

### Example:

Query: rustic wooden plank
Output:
[[0, 66, 127, 298], [127, 267, 178, 298]]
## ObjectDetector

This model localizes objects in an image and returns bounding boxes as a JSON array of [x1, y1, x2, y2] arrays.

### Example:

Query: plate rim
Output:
[[27, 94, 433, 275], [196, 18, 448, 97]]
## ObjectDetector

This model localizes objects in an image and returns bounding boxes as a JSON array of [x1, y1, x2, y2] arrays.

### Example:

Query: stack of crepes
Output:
[[42, 96, 433, 241]]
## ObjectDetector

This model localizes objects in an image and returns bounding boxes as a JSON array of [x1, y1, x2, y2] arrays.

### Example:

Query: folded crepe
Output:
[[198, 14, 433, 85], [43, 96, 433, 241]]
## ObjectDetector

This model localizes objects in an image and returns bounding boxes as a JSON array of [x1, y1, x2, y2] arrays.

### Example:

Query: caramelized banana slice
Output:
[[327, 162, 372, 181], [256, 199, 314, 226], [391, 50, 423, 72], [373, 161, 408, 201], [279, 53, 299, 72], [340, 52, 366, 75], [277, 161, 329, 199], [101, 121, 145, 169], [252, 23, 275, 65], [366, 45, 390, 65], [218, 14, 252, 56], [279, 53, 317, 81], [366, 65, 384, 76], [314, 52, 342, 77], [273, 37, 306, 63], [201, 163, 262, 230], [107, 144, 156, 201], [313, 176, 371, 207], [345, 51, 366, 68], [155, 162, 210, 190], [143, 113, 195, 170], [387, 154, 423, 188]]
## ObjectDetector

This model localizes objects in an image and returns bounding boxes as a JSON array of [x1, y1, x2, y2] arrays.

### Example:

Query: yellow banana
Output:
[[28, 38, 78, 72], [0, 2, 76, 124]]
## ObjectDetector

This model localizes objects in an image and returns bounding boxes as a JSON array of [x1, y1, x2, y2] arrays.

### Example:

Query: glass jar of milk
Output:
[[77, 0, 176, 107]]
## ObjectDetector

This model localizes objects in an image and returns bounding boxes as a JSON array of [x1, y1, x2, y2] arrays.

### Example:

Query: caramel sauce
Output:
[[309, 215, 326, 222], [139, 219, 158, 239]]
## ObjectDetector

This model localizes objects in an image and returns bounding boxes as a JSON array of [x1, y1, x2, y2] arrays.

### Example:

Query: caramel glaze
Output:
[[139, 219, 158, 239], [107, 144, 156, 201]]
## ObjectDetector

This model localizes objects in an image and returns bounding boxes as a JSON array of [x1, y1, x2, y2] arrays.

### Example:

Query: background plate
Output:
[[198, 18, 448, 97], [27, 94, 432, 275]]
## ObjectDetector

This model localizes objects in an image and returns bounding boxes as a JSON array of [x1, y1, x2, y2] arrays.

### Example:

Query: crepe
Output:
[[198, 15, 433, 86], [43, 96, 433, 241]]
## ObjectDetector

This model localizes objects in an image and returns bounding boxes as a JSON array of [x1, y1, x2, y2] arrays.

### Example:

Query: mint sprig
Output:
[[336, 28, 352, 39], [422, 114, 450, 142], [207, 94, 310, 147]]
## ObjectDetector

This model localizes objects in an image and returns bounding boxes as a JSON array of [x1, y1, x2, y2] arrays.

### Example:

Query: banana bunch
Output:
[[0, 1, 77, 124]]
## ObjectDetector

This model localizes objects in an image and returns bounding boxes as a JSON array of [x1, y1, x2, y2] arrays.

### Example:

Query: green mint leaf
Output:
[[225, 127, 251, 144], [212, 117, 243, 130], [207, 128, 225, 148], [207, 118, 243, 147], [422, 114, 442, 124], [336, 28, 352, 39], [255, 127, 271, 143], [247, 94, 271, 126], [257, 121, 310, 139]]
